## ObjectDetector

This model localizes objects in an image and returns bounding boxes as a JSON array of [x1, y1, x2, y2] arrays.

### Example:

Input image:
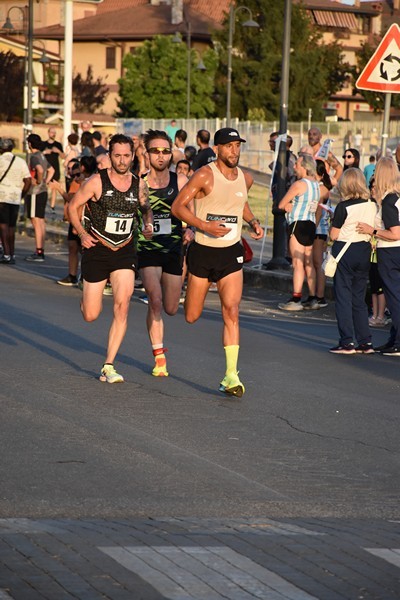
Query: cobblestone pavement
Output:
[[0, 517, 399, 599]]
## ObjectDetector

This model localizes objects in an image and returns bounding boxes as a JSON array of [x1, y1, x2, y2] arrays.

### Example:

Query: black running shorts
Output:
[[138, 250, 183, 275], [187, 241, 244, 282], [81, 241, 138, 283], [0, 203, 19, 227], [25, 192, 48, 219], [288, 220, 316, 247]]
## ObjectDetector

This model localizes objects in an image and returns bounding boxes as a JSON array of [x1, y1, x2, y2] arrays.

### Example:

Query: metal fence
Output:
[[116, 117, 400, 172]]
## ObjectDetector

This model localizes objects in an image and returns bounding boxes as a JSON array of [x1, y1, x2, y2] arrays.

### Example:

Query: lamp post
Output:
[[265, 0, 292, 270], [2, 0, 34, 140], [226, 3, 259, 127], [173, 26, 206, 120]]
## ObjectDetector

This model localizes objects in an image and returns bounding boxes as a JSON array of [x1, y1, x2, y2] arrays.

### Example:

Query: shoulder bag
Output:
[[323, 200, 371, 277], [0, 155, 16, 183]]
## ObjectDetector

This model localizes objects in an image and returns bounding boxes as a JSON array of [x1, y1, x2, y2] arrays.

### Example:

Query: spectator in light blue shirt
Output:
[[363, 155, 376, 187]]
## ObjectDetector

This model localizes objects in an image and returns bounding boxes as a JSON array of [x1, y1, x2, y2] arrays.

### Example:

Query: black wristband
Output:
[[248, 218, 260, 228], [373, 229, 377, 236]]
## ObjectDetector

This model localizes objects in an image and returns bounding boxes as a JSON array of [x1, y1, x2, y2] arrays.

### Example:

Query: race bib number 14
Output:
[[105, 216, 133, 235]]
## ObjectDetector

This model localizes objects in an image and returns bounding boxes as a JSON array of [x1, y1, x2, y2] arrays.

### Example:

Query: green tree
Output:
[[0, 51, 24, 121], [72, 65, 109, 113], [351, 40, 400, 113], [117, 35, 217, 118], [213, 0, 349, 121]]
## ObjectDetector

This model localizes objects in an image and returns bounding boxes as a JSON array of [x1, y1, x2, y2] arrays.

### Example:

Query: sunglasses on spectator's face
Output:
[[343, 154, 354, 159], [148, 147, 172, 155]]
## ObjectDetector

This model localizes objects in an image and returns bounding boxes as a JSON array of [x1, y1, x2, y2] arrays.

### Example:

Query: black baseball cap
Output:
[[214, 128, 246, 145]]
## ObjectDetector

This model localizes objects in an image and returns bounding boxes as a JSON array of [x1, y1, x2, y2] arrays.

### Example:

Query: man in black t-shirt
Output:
[[43, 127, 64, 211], [191, 129, 216, 172]]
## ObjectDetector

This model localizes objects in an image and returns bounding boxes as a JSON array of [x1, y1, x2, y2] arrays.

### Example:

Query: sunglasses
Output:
[[148, 147, 172, 155], [343, 154, 354, 159]]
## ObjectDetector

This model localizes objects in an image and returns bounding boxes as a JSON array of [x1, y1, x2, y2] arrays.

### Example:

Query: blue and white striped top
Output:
[[286, 178, 320, 225], [316, 197, 333, 236]]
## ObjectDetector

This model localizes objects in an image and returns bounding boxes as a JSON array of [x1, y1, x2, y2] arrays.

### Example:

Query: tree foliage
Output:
[[117, 35, 217, 118], [213, 0, 349, 121], [0, 51, 24, 121], [72, 65, 109, 113], [351, 39, 400, 113]]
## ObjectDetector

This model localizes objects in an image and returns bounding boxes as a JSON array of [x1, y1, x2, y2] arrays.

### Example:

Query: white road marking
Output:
[[100, 545, 318, 600], [364, 548, 400, 568]]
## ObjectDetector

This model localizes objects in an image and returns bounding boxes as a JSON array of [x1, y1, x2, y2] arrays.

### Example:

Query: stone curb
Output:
[[243, 263, 335, 300]]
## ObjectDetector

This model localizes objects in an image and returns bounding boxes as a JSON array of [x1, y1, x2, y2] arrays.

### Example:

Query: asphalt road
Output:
[[0, 233, 399, 599]]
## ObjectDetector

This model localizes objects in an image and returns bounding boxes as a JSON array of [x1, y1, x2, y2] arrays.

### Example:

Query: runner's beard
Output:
[[111, 160, 132, 175], [221, 156, 239, 169]]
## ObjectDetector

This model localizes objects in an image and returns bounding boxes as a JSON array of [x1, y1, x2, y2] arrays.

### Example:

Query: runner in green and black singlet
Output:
[[138, 129, 193, 377]]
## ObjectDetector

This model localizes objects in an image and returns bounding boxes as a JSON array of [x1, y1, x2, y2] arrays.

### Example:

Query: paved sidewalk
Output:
[[0, 517, 399, 599]]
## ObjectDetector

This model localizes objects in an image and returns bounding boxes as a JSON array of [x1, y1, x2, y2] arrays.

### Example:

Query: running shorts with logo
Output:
[[187, 241, 244, 282]]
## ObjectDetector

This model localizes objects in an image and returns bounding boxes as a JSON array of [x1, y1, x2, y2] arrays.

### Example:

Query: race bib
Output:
[[153, 213, 172, 235], [105, 216, 133, 235], [205, 213, 238, 240]]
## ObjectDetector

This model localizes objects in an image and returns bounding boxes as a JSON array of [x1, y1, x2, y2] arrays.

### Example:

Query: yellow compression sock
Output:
[[224, 344, 240, 376]]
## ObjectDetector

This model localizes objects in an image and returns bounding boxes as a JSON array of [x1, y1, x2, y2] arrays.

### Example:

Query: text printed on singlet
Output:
[[205, 214, 238, 241]]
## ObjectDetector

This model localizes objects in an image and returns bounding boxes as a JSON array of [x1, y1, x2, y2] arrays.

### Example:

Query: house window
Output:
[[106, 46, 116, 69], [361, 16, 371, 35]]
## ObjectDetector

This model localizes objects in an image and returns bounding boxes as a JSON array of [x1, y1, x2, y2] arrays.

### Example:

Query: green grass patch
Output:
[[247, 183, 271, 229]]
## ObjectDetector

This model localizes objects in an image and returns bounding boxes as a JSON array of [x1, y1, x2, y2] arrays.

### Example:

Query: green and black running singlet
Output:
[[84, 169, 140, 249], [138, 171, 182, 255]]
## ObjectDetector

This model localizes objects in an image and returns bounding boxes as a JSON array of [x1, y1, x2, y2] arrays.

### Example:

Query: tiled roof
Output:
[[301, 0, 382, 14], [96, 0, 148, 13], [36, 3, 220, 41], [95, 0, 230, 23]]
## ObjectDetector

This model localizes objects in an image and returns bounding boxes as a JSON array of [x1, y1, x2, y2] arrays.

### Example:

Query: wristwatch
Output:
[[373, 229, 377, 236]]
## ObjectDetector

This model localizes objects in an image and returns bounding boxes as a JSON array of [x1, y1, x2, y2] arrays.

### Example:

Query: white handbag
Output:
[[323, 241, 351, 277], [323, 200, 372, 277]]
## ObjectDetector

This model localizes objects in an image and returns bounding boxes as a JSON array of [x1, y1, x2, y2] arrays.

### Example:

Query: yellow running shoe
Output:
[[152, 348, 169, 377], [99, 364, 124, 383], [219, 372, 245, 397], [152, 363, 169, 377]]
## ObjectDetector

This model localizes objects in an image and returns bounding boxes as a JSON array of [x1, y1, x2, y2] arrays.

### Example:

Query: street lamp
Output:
[[265, 0, 292, 271], [173, 26, 206, 120], [2, 0, 34, 139], [226, 3, 259, 126]]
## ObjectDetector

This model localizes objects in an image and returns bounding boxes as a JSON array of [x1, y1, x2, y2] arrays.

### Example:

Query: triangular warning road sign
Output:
[[356, 24, 400, 93]]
